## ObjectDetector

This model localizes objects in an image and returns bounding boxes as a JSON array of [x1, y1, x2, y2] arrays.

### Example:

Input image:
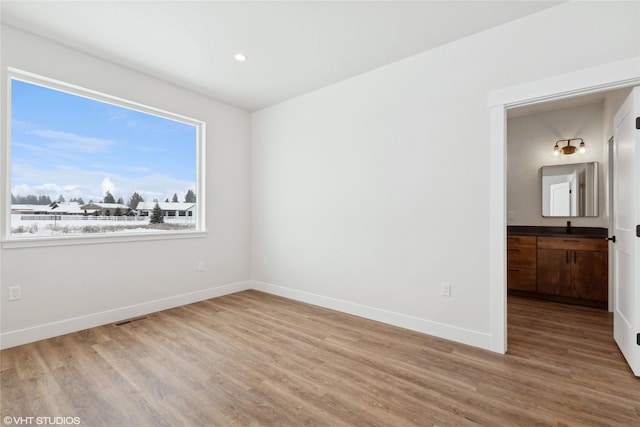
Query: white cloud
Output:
[[30, 129, 115, 153], [108, 108, 138, 128], [39, 183, 64, 192], [135, 145, 165, 153], [89, 163, 151, 174], [11, 119, 36, 132], [11, 184, 38, 196], [101, 177, 116, 196], [12, 165, 194, 205], [12, 142, 43, 152]]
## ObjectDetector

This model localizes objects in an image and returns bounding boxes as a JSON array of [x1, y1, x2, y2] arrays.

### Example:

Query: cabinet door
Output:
[[537, 249, 571, 296], [572, 250, 608, 301], [507, 267, 536, 291], [507, 246, 536, 269]]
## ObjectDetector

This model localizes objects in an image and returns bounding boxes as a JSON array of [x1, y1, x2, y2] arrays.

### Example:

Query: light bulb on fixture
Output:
[[578, 140, 586, 154]]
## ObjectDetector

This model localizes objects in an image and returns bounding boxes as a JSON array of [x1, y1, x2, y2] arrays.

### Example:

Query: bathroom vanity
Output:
[[507, 226, 608, 308]]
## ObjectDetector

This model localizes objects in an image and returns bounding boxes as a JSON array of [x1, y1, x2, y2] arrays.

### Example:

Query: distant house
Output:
[[135, 202, 195, 218], [11, 201, 85, 215], [10, 204, 36, 214], [80, 203, 131, 216]]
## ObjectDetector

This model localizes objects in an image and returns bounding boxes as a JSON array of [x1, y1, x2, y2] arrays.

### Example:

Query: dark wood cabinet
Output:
[[536, 248, 571, 296], [571, 250, 608, 301], [536, 236, 608, 302], [508, 234, 608, 308], [507, 235, 537, 292]]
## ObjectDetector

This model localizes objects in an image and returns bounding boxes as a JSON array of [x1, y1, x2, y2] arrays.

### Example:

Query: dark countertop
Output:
[[507, 226, 608, 239]]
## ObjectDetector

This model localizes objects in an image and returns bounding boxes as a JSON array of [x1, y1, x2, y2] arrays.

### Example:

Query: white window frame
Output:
[[2, 68, 206, 248]]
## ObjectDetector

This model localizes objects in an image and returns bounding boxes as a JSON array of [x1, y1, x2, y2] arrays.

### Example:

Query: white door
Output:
[[613, 87, 640, 376], [550, 181, 571, 216]]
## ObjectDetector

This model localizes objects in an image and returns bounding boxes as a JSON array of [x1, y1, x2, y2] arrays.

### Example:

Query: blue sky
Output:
[[11, 79, 197, 204]]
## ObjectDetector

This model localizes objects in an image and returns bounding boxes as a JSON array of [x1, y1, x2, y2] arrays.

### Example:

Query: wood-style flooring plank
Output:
[[2, 291, 639, 426]]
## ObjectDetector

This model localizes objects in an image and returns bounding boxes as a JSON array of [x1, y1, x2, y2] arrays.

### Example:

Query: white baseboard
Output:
[[0, 280, 252, 349], [1, 280, 492, 351], [252, 280, 492, 351]]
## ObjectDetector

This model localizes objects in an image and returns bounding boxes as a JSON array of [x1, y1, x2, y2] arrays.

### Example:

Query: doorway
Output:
[[487, 58, 640, 355], [504, 90, 629, 353], [506, 88, 630, 306]]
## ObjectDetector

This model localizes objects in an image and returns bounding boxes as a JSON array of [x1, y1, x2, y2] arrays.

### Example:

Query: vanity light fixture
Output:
[[553, 138, 586, 156]]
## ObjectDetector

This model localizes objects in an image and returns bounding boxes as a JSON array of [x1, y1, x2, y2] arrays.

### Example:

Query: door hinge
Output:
[[637, 225, 640, 237], [637, 333, 640, 346], [636, 117, 640, 130]]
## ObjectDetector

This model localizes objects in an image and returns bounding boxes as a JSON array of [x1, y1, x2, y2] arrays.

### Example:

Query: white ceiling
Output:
[[1, 1, 563, 111]]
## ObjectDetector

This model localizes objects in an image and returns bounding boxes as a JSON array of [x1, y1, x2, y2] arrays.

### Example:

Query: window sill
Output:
[[1, 230, 208, 249]]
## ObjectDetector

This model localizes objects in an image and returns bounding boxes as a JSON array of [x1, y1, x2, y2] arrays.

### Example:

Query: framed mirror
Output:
[[541, 162, 598, 217]]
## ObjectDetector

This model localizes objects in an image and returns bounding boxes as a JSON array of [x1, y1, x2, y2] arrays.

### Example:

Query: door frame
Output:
[[608, 135, 615, 313], [487, 57, 640, 354]]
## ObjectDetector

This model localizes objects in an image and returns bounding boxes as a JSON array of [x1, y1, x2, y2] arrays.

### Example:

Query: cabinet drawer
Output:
[[537, 236, 607, 251], [507, 267, 536, 292], [507, 235, 536, 248], [507, 247, 536, 268]]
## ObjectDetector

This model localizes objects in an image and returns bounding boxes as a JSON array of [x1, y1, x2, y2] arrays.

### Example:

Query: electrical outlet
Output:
[[197, 261, 205, 272], [9, 286, 22, 301], [441, 282, 451, 297]]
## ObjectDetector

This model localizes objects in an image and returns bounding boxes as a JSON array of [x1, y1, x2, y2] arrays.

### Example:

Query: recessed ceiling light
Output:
[[234, 53, 247, 62]]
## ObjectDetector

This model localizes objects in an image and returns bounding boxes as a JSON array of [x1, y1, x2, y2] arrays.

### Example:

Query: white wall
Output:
[[507, 102, 606, 227], [251, 1, 640, 349], [0, 26, 252, 348]]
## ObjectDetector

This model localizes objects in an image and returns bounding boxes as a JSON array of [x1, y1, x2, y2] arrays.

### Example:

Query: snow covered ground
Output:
[[10, 214, 195, 238]]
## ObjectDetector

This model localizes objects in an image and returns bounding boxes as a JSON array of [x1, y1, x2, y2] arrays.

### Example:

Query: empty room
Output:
[[1, 1, 639, 425]]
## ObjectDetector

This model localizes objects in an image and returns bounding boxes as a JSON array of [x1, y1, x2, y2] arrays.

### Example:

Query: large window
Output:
[[5, 70, 205, 245]]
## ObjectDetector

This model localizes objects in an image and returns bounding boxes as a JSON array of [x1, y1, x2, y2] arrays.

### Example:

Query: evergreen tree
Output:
[[39, 195, 52, 205], [172, 193, 179, 203], [165, 198, 169, 203], [77, 197, 85, 205], [128, 192, 144, 209], [103, 191, 116, 204], [57, 194, 65, 203], [11, 193, 17, 204], [116, 197, 124, 205], [150, 202, 164, 224], [114, 207, 123, 216], [184, 189, 196, 203]]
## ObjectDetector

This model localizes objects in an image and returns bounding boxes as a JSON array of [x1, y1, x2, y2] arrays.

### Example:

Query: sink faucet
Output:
[[566, 220, 571, 234]]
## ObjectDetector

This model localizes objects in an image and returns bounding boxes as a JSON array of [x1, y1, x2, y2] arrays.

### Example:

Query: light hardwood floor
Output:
[[1, 291, 639, 426]]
